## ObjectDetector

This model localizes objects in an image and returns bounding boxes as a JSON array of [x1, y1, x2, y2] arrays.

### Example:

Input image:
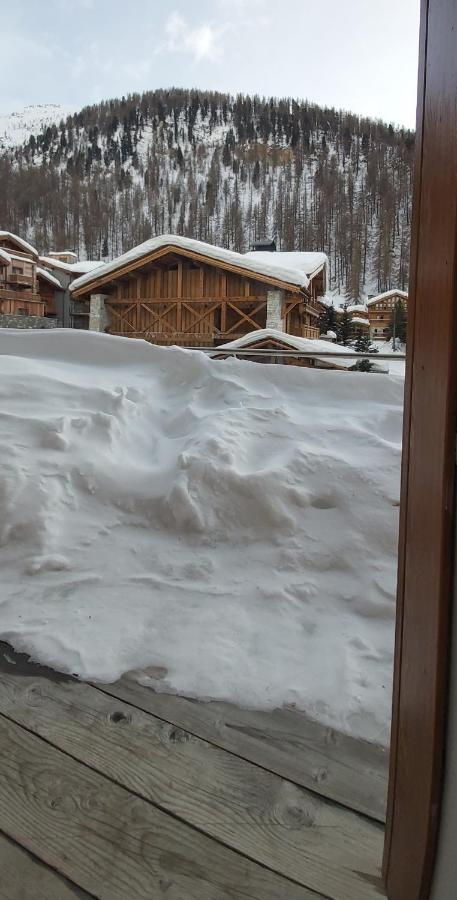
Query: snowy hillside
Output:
[[0, 88, 414, 301], [0, 330, 403, 744], [0, 104, 74, 149]]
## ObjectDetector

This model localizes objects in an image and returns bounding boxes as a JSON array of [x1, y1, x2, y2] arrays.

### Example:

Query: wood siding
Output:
[[101, 257, 319, 346]]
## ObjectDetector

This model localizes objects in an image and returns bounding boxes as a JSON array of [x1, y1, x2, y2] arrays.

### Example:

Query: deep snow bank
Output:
[[0, 330, 403, 744]]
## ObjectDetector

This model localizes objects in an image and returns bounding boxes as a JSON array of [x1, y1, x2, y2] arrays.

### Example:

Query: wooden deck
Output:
[[0, 641, 387, 900]]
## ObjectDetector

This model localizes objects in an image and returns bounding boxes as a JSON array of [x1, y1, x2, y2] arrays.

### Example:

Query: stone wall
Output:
[[266, 289, 284, 331], [89, 294, 110, 332], [0, 315, 57, 329]]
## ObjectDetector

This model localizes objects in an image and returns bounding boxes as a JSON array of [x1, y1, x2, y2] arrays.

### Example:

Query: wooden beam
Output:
[[383, 1, 457, 897], [177, 261, 183, 298], [72, 245, 306, 298]]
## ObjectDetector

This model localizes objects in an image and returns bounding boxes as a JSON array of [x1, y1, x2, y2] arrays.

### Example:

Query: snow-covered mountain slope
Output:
[[0, 88, 414, 300], [0, 104, 74, 149], [0, 329, 403, 743]]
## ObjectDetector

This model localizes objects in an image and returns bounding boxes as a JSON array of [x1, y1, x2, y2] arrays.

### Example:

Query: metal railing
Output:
[[184, 347, 406, 360]]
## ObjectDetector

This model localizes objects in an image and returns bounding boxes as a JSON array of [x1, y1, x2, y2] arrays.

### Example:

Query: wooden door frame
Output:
[[383, 1, 457, 897]]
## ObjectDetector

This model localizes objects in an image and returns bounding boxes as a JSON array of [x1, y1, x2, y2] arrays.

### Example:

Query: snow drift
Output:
[[0, 330, 403, 744]]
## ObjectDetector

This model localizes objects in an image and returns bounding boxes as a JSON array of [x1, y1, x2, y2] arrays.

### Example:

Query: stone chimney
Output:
[[266, 289, 284, 331]]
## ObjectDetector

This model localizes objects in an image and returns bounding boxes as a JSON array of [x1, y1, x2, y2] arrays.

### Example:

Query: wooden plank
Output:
[[384, 2, 457, 898], [0, 670, 383, 899], [72, 245, 303, 299], [0, 713, 322, 900], [177, 261, 183, 298], [98, 677, 387, 822], [0, 832, 89, 900]]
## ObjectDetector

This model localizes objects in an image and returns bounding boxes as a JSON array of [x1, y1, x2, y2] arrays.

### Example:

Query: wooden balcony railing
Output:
[[301, 325, 321, 339], [7, 274, 33, 286], [0, 288, 41, 302]]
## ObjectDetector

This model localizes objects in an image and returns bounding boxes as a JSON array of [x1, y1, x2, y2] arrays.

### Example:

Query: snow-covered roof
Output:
[[70, 235, 313, 295], [347, 303, 368, 314], [40, 256, 104, 276], [351, 316, 370, 325], [244, 250, 328, 281], [0, 231, 38, 258], [37, 266, 62, 289], [212, 328, 356, 369], [0, 248, 11, 265], [48, 250, 78, 261], [367, 289, 408, 307]]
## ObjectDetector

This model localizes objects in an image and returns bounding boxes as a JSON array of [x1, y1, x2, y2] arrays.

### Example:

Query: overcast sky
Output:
[[4, 0, 420, 127]]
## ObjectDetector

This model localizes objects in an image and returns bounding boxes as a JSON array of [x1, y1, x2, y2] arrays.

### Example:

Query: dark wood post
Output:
[[384, 1, 457, 897]]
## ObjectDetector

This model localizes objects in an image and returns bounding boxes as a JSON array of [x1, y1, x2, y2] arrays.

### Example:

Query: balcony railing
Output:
[[7, 273, 33, 286], [0, 288, 42, 302]]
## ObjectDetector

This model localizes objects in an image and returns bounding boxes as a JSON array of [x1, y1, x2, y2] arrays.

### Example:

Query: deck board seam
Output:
[[0, 705, 331, 898], [93, 681, 386, 827], [0, 826, 96, 899]]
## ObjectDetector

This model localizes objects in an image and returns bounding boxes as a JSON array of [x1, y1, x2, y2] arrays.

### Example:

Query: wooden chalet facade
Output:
[[367, 289, 408, 340], [212, 328, 354, 369], [0, 232, 62, 321], [0, 232, 44, 316], [70, 236, 327, 347]]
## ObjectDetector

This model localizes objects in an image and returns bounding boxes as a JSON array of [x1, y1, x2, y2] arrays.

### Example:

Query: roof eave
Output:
[[71, 244, 309, 297]]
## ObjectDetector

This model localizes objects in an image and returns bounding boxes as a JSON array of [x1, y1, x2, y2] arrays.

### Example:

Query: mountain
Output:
[[0, 88, 414, 301], [0, 104, 75, 150]]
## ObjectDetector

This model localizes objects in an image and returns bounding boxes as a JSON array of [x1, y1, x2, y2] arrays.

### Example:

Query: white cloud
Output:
[[164, 11, 225, 62]]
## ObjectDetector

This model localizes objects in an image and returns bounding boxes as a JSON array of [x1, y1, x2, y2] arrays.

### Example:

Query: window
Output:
[[12, 266, 23, 274]]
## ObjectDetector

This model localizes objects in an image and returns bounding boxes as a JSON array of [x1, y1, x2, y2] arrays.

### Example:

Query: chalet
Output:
[[70, 235, 328, 347], [36, 267, 62, 320], [0, 232, 43, 316], [367, 289, 408, 340], [0, 231, 63, 324], [244, 249, 328, 304], [39, 254, 104, 328], [211, 328, 357, 369], [346, 303, 370, 340]]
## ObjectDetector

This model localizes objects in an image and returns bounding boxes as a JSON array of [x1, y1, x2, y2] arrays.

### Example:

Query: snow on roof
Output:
[[49, 250, 78, 260], [37, 266, 62, 289], [347, 304, 368, 314], [213, 328, 356, 369], [40, 256, 104, 276], [367, 289, 408, 306], [0, 231, 38, 257], [244, 250, 328, 280], [0, 248, 11, 265], [69, 235, 312, 294], [351, 316, 370, 325]]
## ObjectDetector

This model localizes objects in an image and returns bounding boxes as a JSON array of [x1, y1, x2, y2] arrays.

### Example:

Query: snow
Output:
[[351, 316, 370, 325], [70, 235, 312, 294], [39, 256, 104, 276], [347, 304, 368, 314], [0, 329, 403, 745], [0, 104, 74, 149], [0, 231, 38, 258], [244, 251, 328, 280], [0, 249, 11, 265], [367, 289, 408, 306], [37, 267, 62, 289], [215, 327, 357, 369], [372, 340, 407, 377]]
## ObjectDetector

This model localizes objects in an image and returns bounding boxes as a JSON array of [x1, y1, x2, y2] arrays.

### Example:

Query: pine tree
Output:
[[318, 304, 338, 336], [354, 332, 378, 353], [351, 358, 374, 372], [337, 307, 352, 345], [387, 299, 407, 345]]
